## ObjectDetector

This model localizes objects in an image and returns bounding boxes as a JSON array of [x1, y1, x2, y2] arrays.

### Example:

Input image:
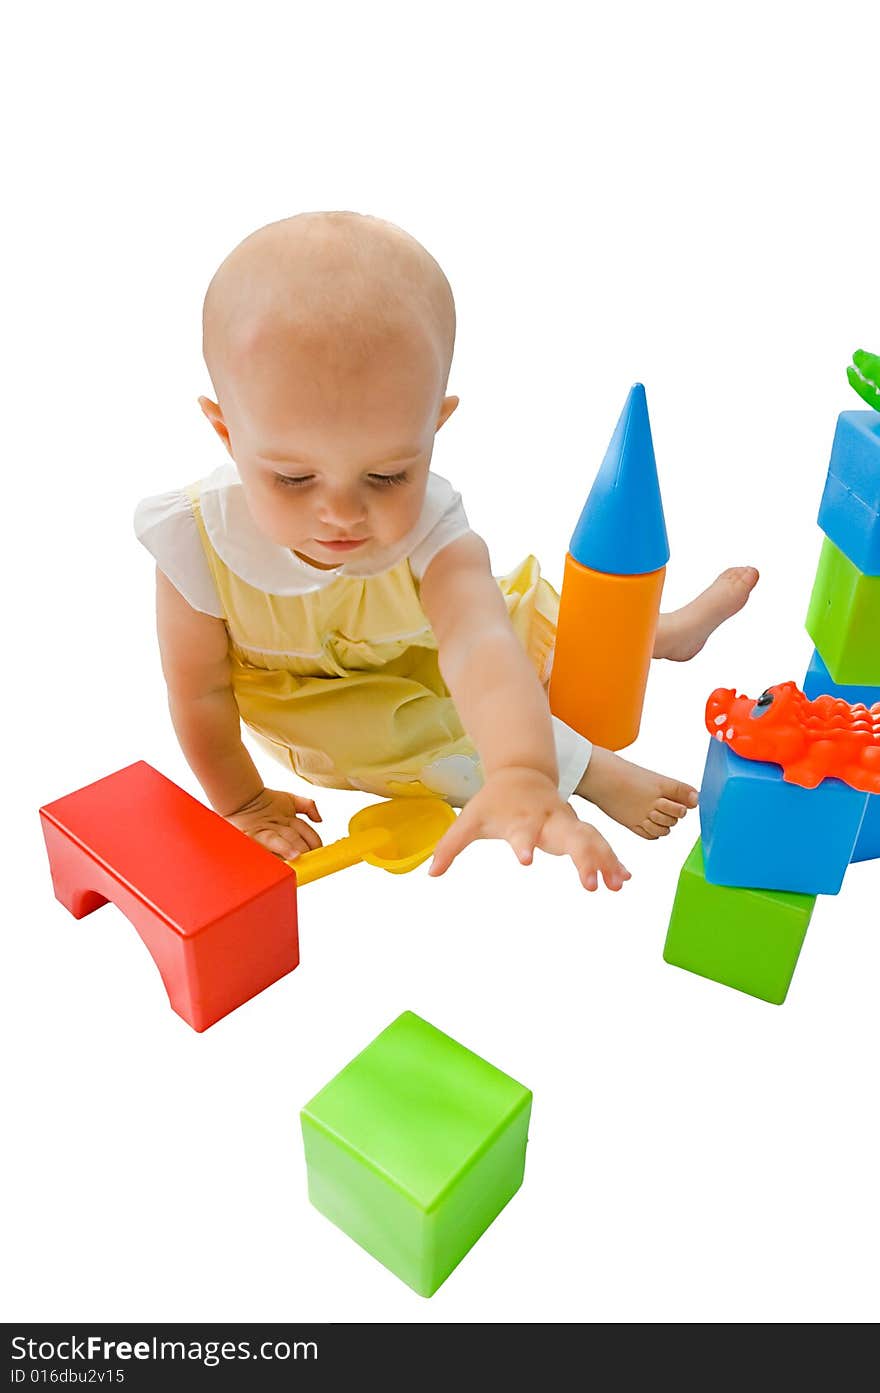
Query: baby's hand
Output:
[[428, 768, 631, 890], [223, 787, 323, 861]]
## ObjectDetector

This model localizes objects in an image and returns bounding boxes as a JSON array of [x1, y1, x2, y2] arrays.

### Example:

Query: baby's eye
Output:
[[275, 474, 314, 488], [368, 471, 409, 489]]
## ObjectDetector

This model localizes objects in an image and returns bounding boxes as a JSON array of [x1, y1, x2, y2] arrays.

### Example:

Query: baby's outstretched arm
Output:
[[419, 535, 630, 889], [155, 569, 323, 858]]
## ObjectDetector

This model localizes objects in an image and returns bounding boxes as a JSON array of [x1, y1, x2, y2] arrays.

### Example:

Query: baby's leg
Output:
[[654, 567, 759, 662], [552, 715, 698, 841], [575, 745, 698, 840], [567, 568, 758, 834]]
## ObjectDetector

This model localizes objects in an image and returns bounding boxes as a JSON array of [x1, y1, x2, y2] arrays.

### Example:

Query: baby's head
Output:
[[200, 211, 458, 568]]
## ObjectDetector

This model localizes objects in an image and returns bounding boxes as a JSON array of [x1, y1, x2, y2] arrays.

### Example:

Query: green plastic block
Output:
[[300, 1011, 532, 1297], [805, 536, 880, 684], [663, 840, 816, 1004]]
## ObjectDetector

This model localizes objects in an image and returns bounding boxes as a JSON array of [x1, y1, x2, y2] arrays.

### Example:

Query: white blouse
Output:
[[133, 461, 471, 617]]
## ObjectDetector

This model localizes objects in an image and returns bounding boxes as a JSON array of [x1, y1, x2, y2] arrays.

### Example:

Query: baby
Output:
[[134, 211, 757, 889]]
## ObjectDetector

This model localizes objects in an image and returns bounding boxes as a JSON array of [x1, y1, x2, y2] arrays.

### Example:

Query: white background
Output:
[[4, 1, 879, 1325]]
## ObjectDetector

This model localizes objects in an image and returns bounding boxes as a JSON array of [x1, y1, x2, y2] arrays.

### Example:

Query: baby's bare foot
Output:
[[655, 566, 759, 662], [576, 746, 698, 839]]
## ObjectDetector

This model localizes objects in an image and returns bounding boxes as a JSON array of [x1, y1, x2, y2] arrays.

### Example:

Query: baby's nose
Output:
[[320, 490, 366, 526]]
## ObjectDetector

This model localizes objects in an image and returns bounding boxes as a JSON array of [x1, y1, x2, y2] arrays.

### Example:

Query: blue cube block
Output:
[[817, 414, 880, 574], [803, 648, 880, 704], [699, 736, 868, 894], [851, 790, 880, 862], [818, 472, 880, 575], [803, 650, 880, 863], [826, 411, 880, 511]]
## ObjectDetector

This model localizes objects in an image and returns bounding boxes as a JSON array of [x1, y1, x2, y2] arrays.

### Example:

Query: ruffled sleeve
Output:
[[408, 481, 471, 580], [133, 489, 224, 618]]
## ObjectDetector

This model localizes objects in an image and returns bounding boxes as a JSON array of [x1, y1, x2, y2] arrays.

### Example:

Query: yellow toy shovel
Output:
[[289, 797, 456, 885]]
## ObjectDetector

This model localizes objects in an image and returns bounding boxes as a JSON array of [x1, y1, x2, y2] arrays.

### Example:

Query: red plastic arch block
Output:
[[39, 762, 298, 1032]]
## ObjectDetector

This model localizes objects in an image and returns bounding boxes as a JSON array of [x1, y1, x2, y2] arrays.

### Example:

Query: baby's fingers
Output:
[[253, 829, 305, 860], [550, 820, 630, 892], [571, 825, 630, 891], [598, 850, 632, 892], [429, 811, 476, 876], [254, 821, 323, 861], [506, 813, 545, 867], [586, 831, 631, 892], [291, 818, 323, 853], [293, 797, 322, 823]]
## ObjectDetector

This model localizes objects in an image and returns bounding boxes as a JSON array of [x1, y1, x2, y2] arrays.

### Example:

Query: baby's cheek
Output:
[[239, 482, 303, 545], [262, 505, 304, 546], [384, 490, 426, 541]]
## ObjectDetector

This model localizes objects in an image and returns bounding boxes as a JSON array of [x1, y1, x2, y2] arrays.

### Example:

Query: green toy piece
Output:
[[805, 535, 880, 685], [847, 349, 880, 412], [664, 840, 816, 1005], [300, 1011, 532, 1297]]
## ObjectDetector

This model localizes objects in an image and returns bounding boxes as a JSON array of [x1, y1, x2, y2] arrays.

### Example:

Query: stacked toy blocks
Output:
[[665, 841, 815, 1005], [803, 652, 880, 862], [807, 409, 880, 683], [805, 403, 880, 861], [814, 409, 880, 580], [301, 1011, 532, 1297], [666, 363, 880, 1004], [697, 735, 867, 896]]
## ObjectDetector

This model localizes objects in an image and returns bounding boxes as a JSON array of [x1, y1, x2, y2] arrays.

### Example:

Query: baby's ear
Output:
[[436, 394, 460, 431], [198, 395, 233, 455]]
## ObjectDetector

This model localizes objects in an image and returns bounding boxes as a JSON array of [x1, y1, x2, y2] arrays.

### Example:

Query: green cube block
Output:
[[663, 840, 816, 1004], [805, 535, 880, 684], [300, 1011, 532, 1297]]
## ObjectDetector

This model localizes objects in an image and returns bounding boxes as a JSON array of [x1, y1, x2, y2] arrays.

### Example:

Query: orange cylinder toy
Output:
[[551, 556, 665, 751], [549, 384, 669, 751]]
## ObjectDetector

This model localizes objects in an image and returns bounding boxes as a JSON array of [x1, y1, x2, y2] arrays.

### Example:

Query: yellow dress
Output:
[[135, 464, 574, 805]]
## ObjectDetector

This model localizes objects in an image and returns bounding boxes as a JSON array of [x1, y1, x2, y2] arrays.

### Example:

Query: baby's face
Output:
[[205, 329, 456, 569]]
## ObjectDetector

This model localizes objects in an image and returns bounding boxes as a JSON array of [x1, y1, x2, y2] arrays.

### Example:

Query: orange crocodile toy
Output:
[[705, 681, 880, 792]]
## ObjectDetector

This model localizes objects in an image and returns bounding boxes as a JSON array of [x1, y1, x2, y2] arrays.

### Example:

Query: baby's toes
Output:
[[721, 565, 760, 592], [718, 566, 760, 614], [646, 820, 672, 837], [636, 819, 664, 840], [658, 779, 698, 811]]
